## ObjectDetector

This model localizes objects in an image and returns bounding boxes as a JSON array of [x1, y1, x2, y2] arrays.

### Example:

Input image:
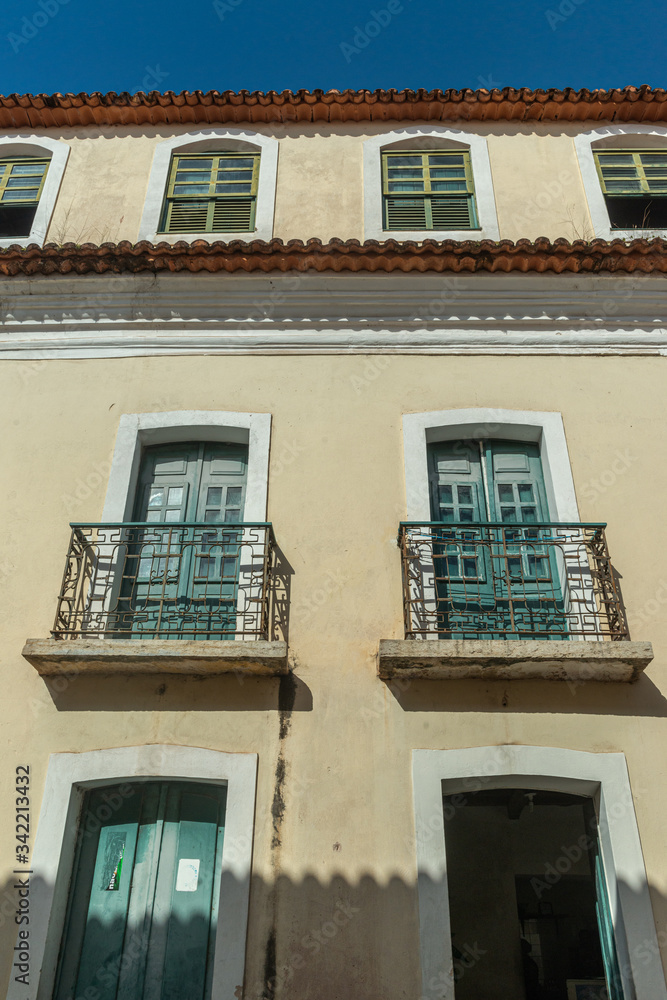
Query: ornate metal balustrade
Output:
[[53, 522, 281, 640], [398, 522, 629, 641]]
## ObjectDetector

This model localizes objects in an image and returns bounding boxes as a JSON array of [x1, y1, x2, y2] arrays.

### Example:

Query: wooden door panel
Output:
[[55, 782, 227, 1000]]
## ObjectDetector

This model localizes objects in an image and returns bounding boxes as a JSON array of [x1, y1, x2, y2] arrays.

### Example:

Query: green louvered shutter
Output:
[[160, 152, 259, 234], [594, 149, 667, 229], [595, 150, 667, 196], [382, 150, 478, 231]]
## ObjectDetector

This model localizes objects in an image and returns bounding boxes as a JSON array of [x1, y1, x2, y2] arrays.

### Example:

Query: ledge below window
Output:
[[378, 639, 653, 683], [22, 638, 289, 677]]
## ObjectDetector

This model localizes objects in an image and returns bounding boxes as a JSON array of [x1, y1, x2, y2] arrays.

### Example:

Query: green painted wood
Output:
[[595, 149, 667, 196], [159, 788, 226, 1000], [382, 149, 478, 230], [160, 153, 259, 233], [584, 801, 625, 1000], [427, 439, 567, 638], [123, 442, 248, 638], [116, 785, 167, 1000], [0, 158, 49, 205], [53, 786, 144, 1000], [54, 782, 227, 1000], [428, 440, 493, 637]]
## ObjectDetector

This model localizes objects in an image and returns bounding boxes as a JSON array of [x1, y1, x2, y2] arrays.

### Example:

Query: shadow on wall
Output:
[[0, 867, 666, 1000], [385, 671, 667, 719]]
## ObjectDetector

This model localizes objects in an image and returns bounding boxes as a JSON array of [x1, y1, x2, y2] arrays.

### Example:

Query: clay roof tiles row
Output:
[[0, 238, 666, 277], [1, 86, 667, 128]]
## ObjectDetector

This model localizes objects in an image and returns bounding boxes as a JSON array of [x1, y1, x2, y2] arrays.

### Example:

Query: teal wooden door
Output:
[[585, 800, 625, 1000], [54, 781, 227, 1000], [428, 440, 494, 636], [428, 439, 567, 638], [122, 442, 247, 638]]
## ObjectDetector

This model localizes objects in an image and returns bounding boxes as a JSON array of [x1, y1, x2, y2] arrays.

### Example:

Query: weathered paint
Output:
[[0, 121, 601, 246], [1, 351, 667, 996]]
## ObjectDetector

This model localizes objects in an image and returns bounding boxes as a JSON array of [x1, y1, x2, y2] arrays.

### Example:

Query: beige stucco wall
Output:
[[9, 121, 598, 245], [1, 352, 667, 997]]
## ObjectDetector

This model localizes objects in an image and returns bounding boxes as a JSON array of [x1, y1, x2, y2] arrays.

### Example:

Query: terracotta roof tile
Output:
[[0, 238, 666, 277], [0, 86, 666, 128]]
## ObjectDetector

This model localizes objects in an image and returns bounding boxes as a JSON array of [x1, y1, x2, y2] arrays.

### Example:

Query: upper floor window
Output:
[[138, 130, 278, 243], [594, 149, 667, 230], [363, 128, 498, 241], [399, 409, 630, 643], [382, 149, 478, 231], [159, 152, 261, 235], [0, 136, 69, 248], [0, 156, 50, 238], [574, 126, 667, 240]]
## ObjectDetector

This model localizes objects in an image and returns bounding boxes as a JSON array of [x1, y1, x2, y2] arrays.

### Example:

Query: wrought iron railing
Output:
[[53, 522, 280, 640], [398, 522, 629, 641]]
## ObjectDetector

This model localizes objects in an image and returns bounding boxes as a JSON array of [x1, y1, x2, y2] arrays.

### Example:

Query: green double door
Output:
[[427, 439, 568, 638], [54, 782, 228, 1000], [121, 442, 248, 638]]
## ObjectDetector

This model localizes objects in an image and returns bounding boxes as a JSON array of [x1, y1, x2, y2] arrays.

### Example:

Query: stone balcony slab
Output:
[[22, 638, 288, 677], [378, 639, 653, 682]]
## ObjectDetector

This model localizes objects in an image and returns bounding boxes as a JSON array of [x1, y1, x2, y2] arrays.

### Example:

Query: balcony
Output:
[[23, 522, 288, 676], [378, 522, 653, 682]]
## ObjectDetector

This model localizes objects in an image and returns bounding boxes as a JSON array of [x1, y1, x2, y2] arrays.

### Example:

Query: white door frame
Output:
[[412, 745, 666, 1000]]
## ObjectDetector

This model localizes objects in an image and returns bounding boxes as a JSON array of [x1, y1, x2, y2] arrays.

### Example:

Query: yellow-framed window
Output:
[[381, 150, 478, 231], [594, 149, 667, 197], [160, 152, 260, 234], [0, 157, 49, 206]]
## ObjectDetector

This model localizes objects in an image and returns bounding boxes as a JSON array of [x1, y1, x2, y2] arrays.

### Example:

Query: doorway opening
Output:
[[443, 788, 622, 1000]]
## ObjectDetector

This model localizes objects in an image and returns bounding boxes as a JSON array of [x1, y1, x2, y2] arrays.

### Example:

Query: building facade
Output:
[[1, 86, 667, 1000]]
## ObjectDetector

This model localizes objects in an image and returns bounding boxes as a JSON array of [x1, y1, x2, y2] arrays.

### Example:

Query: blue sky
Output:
[[0, 0, 664, 96]]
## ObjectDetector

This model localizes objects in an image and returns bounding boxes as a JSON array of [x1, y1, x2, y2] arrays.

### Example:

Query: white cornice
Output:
[[0, 272, 665, 357]]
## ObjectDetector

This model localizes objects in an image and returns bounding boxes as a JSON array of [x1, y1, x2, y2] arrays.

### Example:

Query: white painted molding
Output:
[[102, 410, 272, 522], [574, 124, 667, 240], [138, 129, 278, 242], [363, 127, 500, 241], [10, 745, 258, 1000], [402, 408, 579, 522], [1, 272, 665, 358], [412, 745, 667, 1000], [0, 135, 69, 248]]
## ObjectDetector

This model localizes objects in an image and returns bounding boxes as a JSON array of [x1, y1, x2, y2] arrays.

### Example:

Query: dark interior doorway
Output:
[[443, 788, 618, 1000]]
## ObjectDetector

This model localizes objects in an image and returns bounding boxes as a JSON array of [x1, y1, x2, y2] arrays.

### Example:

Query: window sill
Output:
[[22, 637, 288, 676], [379, 227, 483, 242], [151, 230, 259, 244], [0, 235, 42, 249], [378, 639, 653, 682], [608, 228, 667, 240]]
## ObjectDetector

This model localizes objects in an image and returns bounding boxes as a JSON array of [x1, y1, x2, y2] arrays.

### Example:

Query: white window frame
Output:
[[0, 135, 69, 248], [402, 407, 579, 523], [412, 745, 667, 1000], [575, 124, 667, 240], [99, 411, 272, 640], [363, 127, 500, 242], [401, 408, 589, 639], [138, 129, 278, 243], [8, 745, 258, 1000], [103, 410, 271, 523]]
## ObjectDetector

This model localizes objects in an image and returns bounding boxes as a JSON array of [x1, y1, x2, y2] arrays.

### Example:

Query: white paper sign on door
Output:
[[176, 858, 200, 892]]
